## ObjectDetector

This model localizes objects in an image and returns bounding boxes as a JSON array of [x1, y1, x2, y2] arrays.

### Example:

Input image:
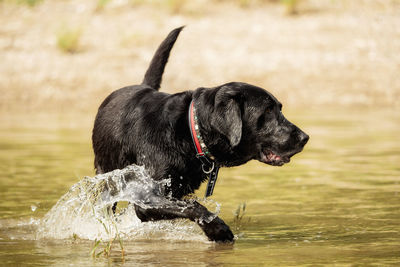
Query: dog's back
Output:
[[92, 27, 185, 174]]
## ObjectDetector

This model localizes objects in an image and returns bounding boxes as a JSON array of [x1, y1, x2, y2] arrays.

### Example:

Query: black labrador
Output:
[[92, 27, 309, 242]]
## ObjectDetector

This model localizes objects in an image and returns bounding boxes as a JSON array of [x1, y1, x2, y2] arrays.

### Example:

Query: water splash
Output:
[[36, 165, 218, 242]]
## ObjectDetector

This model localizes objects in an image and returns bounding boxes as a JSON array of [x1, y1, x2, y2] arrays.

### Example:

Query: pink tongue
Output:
[[268, 152, 281, 161], [273, 155, 281, 161]]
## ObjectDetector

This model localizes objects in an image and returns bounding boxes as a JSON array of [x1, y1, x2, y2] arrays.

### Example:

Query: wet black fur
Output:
[[92, 27, 309, 242]]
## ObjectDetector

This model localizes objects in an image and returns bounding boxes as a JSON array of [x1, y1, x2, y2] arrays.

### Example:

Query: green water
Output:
[[0, 108, 399, 266]]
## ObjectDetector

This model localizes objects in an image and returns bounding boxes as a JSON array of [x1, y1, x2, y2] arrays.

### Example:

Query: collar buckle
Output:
[[201, 161, 215, 174]]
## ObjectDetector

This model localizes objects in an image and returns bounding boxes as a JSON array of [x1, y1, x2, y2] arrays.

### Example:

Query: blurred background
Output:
[[1, 0, 399, 115]]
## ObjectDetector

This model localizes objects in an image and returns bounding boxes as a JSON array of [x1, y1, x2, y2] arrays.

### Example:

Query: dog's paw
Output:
[[199, 217, 234, 243]]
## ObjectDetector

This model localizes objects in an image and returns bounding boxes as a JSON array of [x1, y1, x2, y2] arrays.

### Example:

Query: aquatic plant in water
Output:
[[233, 202, 251, 234]]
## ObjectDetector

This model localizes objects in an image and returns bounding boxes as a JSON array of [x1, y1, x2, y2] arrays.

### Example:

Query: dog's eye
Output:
[[264, 104, 274, 114]]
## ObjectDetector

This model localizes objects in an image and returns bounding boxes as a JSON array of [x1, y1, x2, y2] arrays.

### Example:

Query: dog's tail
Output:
[[142, 26, 184, 91]]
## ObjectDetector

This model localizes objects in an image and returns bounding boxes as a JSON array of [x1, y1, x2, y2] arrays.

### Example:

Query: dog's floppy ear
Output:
[[210, 86, 242, 147]]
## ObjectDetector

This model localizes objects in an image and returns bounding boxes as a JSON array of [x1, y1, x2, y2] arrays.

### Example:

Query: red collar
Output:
[[188, 101, 214, 160]]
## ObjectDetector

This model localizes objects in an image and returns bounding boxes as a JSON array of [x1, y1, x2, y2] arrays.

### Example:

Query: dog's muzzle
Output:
[[258, 131, 309, 166]]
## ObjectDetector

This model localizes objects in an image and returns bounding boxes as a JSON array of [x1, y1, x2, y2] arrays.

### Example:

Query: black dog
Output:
[[92, 27, 309, 242]]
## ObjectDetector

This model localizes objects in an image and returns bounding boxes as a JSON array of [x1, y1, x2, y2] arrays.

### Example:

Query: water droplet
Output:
[[36, 164, 209, 242]]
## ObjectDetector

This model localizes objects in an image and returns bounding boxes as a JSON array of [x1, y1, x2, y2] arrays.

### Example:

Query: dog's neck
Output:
[[188, 100, 219, 197]]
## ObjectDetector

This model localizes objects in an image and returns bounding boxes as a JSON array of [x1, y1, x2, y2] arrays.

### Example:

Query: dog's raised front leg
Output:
[[134, 200, 234, 243]]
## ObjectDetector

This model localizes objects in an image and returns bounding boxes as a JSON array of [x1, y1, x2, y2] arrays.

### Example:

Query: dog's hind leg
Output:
[[134, 200, 234, 243]]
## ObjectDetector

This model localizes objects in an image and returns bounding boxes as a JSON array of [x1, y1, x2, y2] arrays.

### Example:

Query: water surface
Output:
[[0, 108, 399, 266]]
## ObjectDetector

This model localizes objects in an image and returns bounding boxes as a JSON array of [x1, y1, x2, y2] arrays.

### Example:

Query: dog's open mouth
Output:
[[259, 150, 290, 166]]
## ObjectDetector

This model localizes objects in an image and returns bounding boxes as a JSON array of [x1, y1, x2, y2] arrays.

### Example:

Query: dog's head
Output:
[[194, 82, 309, 167]]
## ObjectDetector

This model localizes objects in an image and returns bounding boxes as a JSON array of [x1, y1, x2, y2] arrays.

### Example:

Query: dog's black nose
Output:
[[298, 132, 309, 147]]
